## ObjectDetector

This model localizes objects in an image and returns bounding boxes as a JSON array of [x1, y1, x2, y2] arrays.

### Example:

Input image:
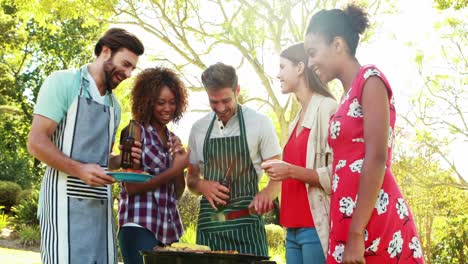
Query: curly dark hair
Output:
[[131, 67, 188, 125]]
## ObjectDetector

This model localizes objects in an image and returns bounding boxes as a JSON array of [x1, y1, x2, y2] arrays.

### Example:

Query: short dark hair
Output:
[[94, 28, 144, 57], [201, 62, 238, 91], [280, 43, 334, 99], [131, 67, 188, 125], [306, 4, 369, 56]]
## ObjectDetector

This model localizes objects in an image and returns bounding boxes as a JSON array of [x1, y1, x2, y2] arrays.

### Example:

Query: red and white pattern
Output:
[[118, 124, 183, 245], [326, 65, 424, 263]]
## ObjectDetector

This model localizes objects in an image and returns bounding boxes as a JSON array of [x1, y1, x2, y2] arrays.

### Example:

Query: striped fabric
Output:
[[196, 105, 268, 256], [118, 124, 183, 245], [38, 66, 118, 264], [39, 117, 66, 264]]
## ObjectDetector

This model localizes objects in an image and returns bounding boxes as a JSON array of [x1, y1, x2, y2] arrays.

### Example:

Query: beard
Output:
[[103, 57, 125, 92]]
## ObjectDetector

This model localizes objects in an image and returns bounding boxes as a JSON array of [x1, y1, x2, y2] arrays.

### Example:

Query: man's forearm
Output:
[[28, 134, 83, 176], [261, 179, 281, 200]]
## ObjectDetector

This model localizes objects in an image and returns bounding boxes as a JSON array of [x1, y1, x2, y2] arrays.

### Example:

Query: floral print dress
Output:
[[327, 65, 424, 263]]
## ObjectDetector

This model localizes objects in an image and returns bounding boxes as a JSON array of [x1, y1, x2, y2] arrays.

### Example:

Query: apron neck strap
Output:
[[203, 105, 245, 162], [203, 105, 244, 144], [79, 66, 114, 107]]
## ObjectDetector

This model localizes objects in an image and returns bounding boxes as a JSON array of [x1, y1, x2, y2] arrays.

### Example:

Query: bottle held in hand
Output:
[[121, 120, 136, 169], [217, 178, 230, 211], [217, 165, 232, 211]]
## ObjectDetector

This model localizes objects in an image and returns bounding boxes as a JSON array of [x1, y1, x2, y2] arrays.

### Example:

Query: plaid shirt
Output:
[[118, 124, 184, 245]]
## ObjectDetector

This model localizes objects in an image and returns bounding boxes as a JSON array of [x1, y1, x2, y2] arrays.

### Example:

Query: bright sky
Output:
[[119, 0, 467, 178]]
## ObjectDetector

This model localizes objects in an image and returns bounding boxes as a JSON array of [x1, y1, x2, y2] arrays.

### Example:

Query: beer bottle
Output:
[[121, 120, 136, 169], [217, 166, 232, 211]]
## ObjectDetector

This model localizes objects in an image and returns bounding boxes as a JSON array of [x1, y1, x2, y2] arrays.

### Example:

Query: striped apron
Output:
[[196, 105, 268, 256], [38, 67, 118, 264]]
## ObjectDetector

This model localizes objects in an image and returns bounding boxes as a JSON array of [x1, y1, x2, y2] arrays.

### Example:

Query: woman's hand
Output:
[[343, 232, 366, 264], [131, 140, 142, 166], [168, 135, 184, 156], [261, 160, 291, 181], [172, 148, 190, 172]]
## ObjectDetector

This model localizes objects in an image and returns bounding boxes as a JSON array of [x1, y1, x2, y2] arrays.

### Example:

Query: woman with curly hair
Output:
[[117, 67, 190, 264]]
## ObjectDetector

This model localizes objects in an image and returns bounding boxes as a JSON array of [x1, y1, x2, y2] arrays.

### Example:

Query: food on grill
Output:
[[154, 243, 239, 254], [169, 242, 211, 251]]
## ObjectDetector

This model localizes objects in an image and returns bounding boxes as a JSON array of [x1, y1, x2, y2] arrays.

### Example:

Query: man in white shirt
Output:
[[187, 62, 282, 256]]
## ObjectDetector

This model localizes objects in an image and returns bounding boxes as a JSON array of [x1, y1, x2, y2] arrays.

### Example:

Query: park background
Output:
[[0, 0, 467, 263]]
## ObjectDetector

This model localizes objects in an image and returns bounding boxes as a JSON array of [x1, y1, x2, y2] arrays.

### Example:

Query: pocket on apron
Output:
[[68, 197, 109, 264]]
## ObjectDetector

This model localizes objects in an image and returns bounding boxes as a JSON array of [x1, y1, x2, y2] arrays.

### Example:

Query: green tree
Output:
[[0, 2, 105, 187], [393, 128, 468, 263], [434, 0, 468, 10], [432, 215, 467, 264], [10, 0, 393, 144], [402, 8, 467, 189]]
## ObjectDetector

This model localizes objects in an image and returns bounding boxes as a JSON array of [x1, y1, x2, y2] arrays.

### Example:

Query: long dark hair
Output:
[[280, 43, 334, 99]]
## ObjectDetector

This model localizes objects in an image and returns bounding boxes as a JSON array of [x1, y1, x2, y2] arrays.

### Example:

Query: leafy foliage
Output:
[[434, 0, 468, 10], [0, 111, 39, 188], [178, 190, 200, 228], [393, 128, 468, 263], [432, 215, 468, 264], [0, 205, 10, 230], [11, 189, 39, 230], [265, 223, 285, 250], [17, 224, 40, 247], [179, 223, 197, 244], [0, 181, 22, 211], [0, 2, 106, 188]]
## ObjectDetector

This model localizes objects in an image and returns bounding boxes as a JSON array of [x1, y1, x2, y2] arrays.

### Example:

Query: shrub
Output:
[[178, 191, 200, 228], [0, 181, 22, 211], [11, 188, 39, 230], [0, 206, 10, 229], [265, 224, 285, 250], [18, 225, 40, 247], [179, 224, 197, 244], [262, 198, 280, 225], [269, 245, 286, 264]]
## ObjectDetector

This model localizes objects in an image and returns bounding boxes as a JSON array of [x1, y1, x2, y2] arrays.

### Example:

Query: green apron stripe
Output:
[[197, 105, 268, 256]]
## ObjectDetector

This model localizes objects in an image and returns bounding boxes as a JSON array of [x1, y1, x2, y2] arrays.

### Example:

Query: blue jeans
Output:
[[286, 227, 325, 264], [118, 226, 163, 264]]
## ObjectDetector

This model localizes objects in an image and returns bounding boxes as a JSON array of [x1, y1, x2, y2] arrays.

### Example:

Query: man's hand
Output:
[[261, 160, 291, 181], [249, 189, 275, 215], [343, 232, 366, 264], [198, 180, 230, 210], [76, 163, 115, 187]]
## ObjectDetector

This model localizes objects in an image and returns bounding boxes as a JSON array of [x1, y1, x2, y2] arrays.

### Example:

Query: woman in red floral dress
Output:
[[304, 4, 424, 264]]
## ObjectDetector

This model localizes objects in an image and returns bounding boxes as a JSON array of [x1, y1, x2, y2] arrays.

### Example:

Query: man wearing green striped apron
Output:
[[187, 63, 282, 256], [28, 29, 144, 264]]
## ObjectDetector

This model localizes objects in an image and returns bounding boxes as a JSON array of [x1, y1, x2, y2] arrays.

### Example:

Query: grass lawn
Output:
[[0, 247, 41, 264], [0, 246, 128, 264]]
